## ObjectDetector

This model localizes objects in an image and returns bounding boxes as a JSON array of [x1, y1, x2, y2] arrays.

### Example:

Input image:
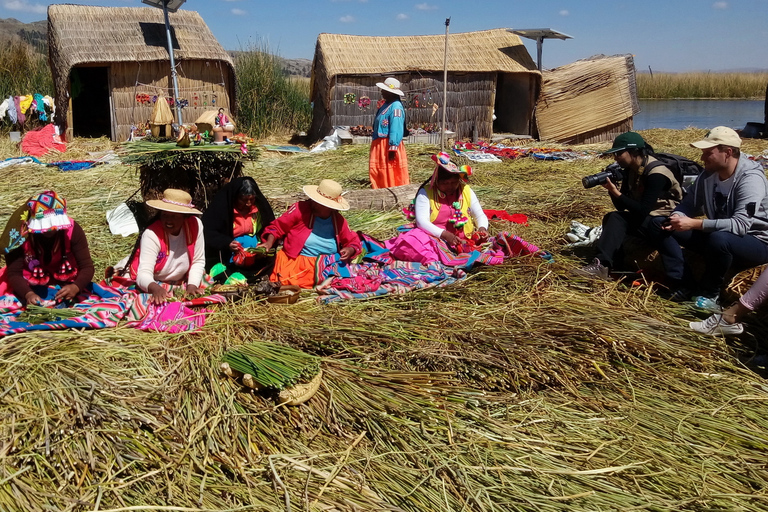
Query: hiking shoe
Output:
[[572, 258, 609, 280], [689, 314, 744, 336], [661, 287, 692, 303], [693, 295, 721, 312]]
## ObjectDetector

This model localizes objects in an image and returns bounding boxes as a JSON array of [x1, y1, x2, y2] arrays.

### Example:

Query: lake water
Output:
[[633, 99, 764, 131]]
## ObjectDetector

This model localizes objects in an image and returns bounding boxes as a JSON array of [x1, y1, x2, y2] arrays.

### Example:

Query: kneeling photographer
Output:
[[574, 132, 683, 279]]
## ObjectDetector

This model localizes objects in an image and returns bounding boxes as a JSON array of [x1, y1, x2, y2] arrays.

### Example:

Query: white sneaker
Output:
[[689, 314, 744, 336]]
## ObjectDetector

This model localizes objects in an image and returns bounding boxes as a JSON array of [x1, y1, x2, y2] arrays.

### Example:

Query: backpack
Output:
[[644, 153, 704, 190]]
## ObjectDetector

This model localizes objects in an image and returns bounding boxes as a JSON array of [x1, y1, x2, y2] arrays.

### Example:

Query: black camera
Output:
[[582, 163, 623, 189]]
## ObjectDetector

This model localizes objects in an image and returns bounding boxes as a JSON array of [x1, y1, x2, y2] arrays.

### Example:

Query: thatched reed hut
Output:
[[47, 5, 235, 142], [535, 54, 640, 144], [309, 29, 541, 142]]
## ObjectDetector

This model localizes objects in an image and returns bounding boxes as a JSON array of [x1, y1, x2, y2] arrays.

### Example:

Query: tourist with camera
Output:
[[658, 127, 768, 308], [574, 132, 683, 280]]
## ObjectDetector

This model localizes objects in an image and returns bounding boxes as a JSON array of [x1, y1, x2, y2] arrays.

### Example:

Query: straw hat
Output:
[[146, 189, 202, 214], [302, 180, 350, 211], [375, 77, 405, 97]]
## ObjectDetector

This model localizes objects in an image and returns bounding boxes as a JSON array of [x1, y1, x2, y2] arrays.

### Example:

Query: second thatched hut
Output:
[[309, 29, 541, 142]]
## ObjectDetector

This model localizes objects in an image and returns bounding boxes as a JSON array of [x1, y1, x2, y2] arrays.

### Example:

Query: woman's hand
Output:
[[185, 284, 200, 297], [147, 282, 172, 305], [441, 230, 460, 247], [475, 228, 490, 243], [257, 234, 275, 251], [54, 283, 80, 303], [25, 291, 42, 306], [339, 246, 355, 262], [229, 240, 243, 251], [601, 177, 621, 198]]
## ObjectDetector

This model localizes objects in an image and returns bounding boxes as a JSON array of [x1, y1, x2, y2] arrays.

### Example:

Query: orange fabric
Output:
[[369, 138, 409, 189], [269, 250, 317, 288]]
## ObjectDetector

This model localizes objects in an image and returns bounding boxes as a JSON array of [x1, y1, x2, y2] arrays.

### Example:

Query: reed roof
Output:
[[313, 29, 539, 79], [536, 54, 640, 143], [47, 4, 233, 71]]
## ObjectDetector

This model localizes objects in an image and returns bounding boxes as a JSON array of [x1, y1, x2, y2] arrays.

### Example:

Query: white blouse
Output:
[[414, 187, 488, 238], [136, 217, 205, 291]]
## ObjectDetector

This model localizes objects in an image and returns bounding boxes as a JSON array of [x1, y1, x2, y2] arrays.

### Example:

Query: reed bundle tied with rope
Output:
[[222, 341, 321, 390]]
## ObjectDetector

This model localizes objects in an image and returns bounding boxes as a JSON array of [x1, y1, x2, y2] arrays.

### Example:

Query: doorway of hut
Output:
[[493, 73, 537, 138], [70, 67, 112, 139]]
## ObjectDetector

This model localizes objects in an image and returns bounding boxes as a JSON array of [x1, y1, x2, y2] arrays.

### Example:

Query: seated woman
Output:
[[202, 176, 275, 281], [387, 152, 541, 266], [0, 190, 94, 305], [122, 189, 206, 304], [257, 179, 361, 288]]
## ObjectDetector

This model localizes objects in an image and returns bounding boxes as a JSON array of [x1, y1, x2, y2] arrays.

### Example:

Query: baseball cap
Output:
[[604, 132, 646, 154], [690, 126, 741, 149]]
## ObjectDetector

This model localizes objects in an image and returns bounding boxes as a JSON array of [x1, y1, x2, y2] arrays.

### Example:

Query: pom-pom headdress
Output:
[[26, 190, 72, 234]]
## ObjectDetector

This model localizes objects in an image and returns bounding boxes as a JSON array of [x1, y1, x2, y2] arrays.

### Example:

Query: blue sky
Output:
[[3, 0, 767, 71]]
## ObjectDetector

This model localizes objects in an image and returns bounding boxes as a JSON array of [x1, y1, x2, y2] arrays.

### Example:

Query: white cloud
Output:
[[340, 15, 355, 22], [559, 9, 569, 16], [231, 8, 246, 15], [396, 13, 409, 20], [415, 3, 438, 10], [3, 0, 46, 14], [713, 1, 728, 8]]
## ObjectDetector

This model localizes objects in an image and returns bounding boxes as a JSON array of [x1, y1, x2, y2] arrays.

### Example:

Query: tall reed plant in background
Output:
[[637, 72, 768, 99], [0, 40, 52, 99], [234, 43, 312, 139]]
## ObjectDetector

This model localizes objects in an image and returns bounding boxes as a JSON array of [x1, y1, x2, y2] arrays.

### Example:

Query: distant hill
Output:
[[0, 18, 47, 51], [0, 17, 312, 77]]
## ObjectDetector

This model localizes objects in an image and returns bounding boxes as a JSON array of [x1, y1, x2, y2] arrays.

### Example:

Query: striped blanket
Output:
[[0, 282, 225, 338]]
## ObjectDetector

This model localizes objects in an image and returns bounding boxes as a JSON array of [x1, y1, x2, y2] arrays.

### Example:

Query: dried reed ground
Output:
[[1, 129, 768, 511]]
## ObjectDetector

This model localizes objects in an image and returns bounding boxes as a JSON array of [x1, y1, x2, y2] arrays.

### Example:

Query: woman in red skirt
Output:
[[369, 77, 410, 189]]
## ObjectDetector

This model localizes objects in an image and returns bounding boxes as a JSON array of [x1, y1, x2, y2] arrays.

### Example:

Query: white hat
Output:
[[690, 126, 742, 149], [302, 180, 350, 211], [146, 188, 202, 215], [375, 77, 405, 97]]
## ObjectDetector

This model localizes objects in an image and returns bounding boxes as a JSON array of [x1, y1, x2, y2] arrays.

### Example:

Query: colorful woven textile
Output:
[[452, 141, 597, 161], [0, 280, 225, 338]]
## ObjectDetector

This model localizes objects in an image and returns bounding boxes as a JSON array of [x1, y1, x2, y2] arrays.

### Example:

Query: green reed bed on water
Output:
[[637, 72, 768, 99], [1, 130, 768, 511]]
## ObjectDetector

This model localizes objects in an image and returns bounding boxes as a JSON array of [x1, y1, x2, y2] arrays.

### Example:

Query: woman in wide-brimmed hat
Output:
[[387, 152, 546, 266], [369, 77, 410, 189], [0, 190, 94, 305], [257, 179, 361, 288], [122, 188, 206, 304], [202, 176, 275, 281]]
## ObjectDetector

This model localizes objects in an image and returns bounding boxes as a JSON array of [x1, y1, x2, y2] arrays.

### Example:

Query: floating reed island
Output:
[[1, 129, 768, 511]]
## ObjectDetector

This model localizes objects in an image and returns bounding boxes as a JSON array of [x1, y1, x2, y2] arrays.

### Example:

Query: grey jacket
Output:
[[671, 154, 768, 243]]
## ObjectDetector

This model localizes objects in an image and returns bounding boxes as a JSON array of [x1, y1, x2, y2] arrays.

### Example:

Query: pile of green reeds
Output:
[[14, 304, 82, 323], [222, 341, 320, 389]]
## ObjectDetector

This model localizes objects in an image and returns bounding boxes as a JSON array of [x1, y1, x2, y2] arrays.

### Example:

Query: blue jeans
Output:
[[653, 219, 768, 296]]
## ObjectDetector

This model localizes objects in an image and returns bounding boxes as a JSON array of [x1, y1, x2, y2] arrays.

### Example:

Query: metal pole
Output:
[[162, 0, 183, 124], [440, 17, 450, 150], [536, 37, 543, 71]]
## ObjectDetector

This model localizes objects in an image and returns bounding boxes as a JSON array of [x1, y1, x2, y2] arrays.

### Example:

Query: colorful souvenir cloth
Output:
[[0, 281, 226, 338]]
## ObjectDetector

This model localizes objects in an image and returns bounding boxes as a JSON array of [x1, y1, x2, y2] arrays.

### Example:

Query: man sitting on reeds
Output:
[[659, 127, 768, 309], [574, 132, 682, 280]]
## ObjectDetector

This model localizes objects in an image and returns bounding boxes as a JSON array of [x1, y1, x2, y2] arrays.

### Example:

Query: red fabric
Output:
[[21, 124, 67, 157], [262, 200, 361, 260], [369, 137, 409, 189], [484, 209, 529, 226], [232, 205, 258, 237]]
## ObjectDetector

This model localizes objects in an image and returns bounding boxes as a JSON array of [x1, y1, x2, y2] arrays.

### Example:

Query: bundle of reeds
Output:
[[14, 304, 82, 323], [119, 140, 260, 210], [222, 341, 320, 390]]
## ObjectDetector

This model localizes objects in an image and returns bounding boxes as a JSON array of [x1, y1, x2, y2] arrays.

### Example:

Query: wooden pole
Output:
[[440, 17, 450, 150]]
